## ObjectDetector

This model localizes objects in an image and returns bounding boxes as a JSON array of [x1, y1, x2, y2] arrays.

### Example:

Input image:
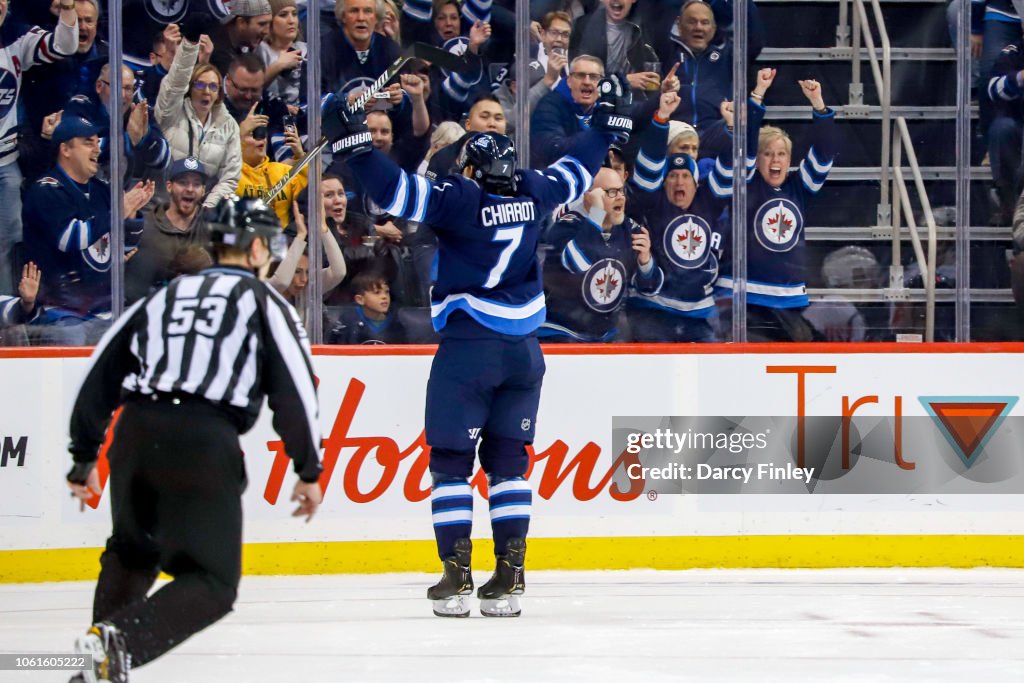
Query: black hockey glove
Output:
[[67, 461, 95, 485], [591, 74, 633, 144], [323, 94, 373, 159]]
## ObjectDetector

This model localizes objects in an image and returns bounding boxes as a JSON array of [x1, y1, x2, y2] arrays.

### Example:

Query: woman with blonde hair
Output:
[[417, 121, 465, 175], [377, 0, 402, 45], [155, 28, 241, 208], [715, 75, 838, 342], [259, 0, 307, 108]]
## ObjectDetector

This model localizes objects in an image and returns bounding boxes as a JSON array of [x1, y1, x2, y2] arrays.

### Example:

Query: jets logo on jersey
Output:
[[83, 231, 112, 272], [441, 37, 470, 76], [663, 214, 712, 269], [0, 70, 18, 120], [581, 258, 627, 313], [754, 198, 803, 252], [144, 0, 188, 23]]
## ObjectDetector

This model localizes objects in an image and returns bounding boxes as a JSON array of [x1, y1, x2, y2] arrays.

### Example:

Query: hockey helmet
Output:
[[207, 195, 287, 261], [458, 132, 517, 193]]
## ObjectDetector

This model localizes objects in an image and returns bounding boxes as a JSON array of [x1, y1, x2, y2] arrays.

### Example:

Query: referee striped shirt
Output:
[[69, 266, 322, 482]]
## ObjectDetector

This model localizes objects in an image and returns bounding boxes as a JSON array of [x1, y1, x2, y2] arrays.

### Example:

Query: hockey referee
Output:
[[65, 196, 323, 683]]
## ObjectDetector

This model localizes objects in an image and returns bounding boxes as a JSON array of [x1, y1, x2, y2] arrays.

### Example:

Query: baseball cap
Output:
[[231, 0, 272, 17], [52, 116, 104, 146], [169, 156, 209, 182]]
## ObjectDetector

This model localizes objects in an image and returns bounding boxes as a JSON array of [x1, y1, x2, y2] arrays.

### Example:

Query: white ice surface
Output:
[[1, 569, 1023, 682]]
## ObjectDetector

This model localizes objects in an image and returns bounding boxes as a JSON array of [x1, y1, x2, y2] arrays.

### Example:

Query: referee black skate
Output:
[[65, 196, 324, 683]]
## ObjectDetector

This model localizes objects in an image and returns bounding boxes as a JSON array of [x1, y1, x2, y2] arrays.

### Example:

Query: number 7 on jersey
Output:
[[484, 226, 524, 289]]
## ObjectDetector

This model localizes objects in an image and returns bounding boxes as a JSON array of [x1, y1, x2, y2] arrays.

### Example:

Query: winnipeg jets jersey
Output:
[[0, 21, 78, 166], [542, 213, 663, 341], [345, 128, 613, 336], [22, 167, 132, 317], [626, 117, 734, 318], [716, 101, 836, 308]]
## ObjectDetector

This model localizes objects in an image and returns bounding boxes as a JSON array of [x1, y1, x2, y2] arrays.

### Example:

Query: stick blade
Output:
[[410, 41, 469, 72]]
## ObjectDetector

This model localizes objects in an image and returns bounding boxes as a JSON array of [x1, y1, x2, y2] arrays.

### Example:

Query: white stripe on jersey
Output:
[[430, 291, 546, 320], [264, 286, 319, 457], [563, 239, 592, 272]]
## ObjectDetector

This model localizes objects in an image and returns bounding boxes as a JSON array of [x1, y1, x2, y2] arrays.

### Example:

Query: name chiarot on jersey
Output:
[[480, 200, 536, 227]]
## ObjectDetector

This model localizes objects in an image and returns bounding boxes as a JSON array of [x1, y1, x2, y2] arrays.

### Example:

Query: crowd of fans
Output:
[[0, 0, 999, 345]]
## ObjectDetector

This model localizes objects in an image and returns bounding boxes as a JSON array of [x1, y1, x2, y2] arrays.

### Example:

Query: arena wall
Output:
[[2, 344, 1023, 582]]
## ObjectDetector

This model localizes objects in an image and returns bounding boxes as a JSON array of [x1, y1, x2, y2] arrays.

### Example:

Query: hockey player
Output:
[[715, 75, 836, 342], [324, 74, 633, 617], [66, 196, 323, 683], [540, 167, 663, 342], [0, 1, 79, 296]]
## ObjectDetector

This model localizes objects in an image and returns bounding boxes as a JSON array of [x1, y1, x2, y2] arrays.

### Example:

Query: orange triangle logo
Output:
[[919, 397, 1017, 468]]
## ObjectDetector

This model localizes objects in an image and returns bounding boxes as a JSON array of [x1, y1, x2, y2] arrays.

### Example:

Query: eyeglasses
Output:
[[228, 78, 262, 97], [604, 188, 625, 198], [192, 81, 220, 93], [546, 29, 571, 39], [570, 72, 601, 82]]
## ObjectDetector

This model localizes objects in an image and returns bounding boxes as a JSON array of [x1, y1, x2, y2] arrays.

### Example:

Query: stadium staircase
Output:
[[756, 0, 1015, 340]]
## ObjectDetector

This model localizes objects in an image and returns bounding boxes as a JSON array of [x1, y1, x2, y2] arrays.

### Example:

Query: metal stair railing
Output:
[[890, 116, 939, 341], [846, 0, 892, 227]]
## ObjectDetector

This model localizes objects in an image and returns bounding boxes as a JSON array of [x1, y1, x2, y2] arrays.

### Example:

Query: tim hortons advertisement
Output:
[[4, 350, 1024, 551]]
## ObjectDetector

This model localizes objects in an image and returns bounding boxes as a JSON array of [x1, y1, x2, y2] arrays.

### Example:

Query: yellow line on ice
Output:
[[2, 536, 1023, 583]]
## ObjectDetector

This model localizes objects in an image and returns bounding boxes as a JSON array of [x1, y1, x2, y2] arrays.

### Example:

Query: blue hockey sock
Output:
[[488, 476, 531, 557], [431, 477, 473, 560]]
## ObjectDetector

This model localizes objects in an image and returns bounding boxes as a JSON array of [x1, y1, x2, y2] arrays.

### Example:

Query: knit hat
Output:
[[667, 120, 698, 145], [269, 0, 297, 15], [231, 0, 272, 18], [666, 153, 699, 184]]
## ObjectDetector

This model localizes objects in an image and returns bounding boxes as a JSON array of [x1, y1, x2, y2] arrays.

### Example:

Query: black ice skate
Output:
[[73, 622, 130, 683], [427, 538, 474, 617], [478, 537, 526, 617]]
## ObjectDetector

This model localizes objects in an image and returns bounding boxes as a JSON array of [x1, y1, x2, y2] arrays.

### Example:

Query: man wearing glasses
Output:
[[54, 64, 170, 183], [530, 54, 605, 167], [223, 54, 268, 123], [540, 166, 662, 342], [526, 11, 573, 111]]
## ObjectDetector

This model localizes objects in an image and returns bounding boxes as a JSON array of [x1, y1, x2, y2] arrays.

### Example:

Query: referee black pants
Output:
[[92, 395, 247, 667]]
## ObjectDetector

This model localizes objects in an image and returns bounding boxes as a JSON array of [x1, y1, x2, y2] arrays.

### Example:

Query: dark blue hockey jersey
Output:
[[320, 30, 402, 101], [716, 100, 836, 308], [988, 40, 1024, 119], [344, 128, 613, 336], [22, 166, 133, 317], [626, 116, 736, 318], [541, 213, 664, 341]]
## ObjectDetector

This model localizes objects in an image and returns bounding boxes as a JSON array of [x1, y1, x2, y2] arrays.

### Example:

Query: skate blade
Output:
[[432, 595, 471, 618], [480, 595, 522, 617], [73, 634, 103, 683]]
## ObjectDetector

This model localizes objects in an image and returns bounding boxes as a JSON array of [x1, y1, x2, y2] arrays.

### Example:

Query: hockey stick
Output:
[[264, 43, 466, 203]]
